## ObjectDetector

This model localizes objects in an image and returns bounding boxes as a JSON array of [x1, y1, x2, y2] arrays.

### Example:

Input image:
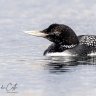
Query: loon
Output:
[[25, 24, 96, 56]]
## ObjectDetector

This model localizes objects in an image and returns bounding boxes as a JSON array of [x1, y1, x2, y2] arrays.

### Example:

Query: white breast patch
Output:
[[46, 51, 76, 57]]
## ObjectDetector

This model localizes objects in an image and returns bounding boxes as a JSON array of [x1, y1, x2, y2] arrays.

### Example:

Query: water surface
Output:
[[0, 0, 96, 96]]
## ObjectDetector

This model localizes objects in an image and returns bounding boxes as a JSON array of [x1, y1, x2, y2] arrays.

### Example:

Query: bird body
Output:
[[25, 24, 96, 57]]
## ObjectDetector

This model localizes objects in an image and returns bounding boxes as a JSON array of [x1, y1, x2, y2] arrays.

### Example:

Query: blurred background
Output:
[[0, 0, 96, 96]]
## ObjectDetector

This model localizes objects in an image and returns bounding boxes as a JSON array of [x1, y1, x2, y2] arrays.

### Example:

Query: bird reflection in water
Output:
[[45, 56, 96, 73]]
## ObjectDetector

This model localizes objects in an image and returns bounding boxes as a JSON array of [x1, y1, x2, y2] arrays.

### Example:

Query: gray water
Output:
[[0, 0, 96, 96]]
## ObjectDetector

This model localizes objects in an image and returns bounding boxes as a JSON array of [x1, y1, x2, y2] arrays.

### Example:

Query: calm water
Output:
[[0, 0, 96, 96]]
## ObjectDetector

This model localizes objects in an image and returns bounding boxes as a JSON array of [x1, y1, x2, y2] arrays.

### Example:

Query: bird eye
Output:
[[49, 31, 60, 36], [55, 31, 60, 36]]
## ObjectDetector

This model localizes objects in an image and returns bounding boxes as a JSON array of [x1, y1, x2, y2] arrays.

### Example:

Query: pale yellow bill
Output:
[[24, 30, 47, 37]]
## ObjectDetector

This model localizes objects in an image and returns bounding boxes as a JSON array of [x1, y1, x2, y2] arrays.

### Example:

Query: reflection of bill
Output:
[[1, 83, 18, 93]]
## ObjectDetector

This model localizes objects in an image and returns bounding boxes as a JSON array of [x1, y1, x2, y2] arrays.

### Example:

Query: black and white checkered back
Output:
[[78, 35, 96, 47]]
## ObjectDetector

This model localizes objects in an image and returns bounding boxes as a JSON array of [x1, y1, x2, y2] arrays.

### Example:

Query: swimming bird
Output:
[[24, 24, 96, 56]]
